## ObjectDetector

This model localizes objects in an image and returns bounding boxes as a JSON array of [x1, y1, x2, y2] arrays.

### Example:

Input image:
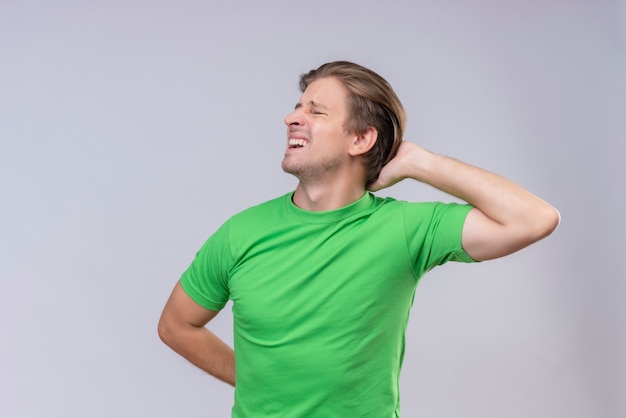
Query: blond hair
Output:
[[299, 61, 406, 186]]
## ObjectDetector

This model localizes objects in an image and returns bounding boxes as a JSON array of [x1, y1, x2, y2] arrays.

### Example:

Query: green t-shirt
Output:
[[181, 192, 475, 417]]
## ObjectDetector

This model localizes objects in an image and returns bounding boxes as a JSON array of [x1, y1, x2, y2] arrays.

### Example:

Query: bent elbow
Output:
[[157, 314, 174, 346], [542, 205, 561, 236], [531, 204, 561, 242]]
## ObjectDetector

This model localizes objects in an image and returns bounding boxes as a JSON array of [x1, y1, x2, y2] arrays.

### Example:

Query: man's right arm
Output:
[[158, 281, 235, 386]]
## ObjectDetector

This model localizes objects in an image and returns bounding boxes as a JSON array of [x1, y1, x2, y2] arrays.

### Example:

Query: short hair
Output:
[[299, 61, 406, 186]]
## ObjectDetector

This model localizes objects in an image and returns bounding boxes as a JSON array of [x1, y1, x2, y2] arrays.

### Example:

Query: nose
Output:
[[284, 108, 303, 126]]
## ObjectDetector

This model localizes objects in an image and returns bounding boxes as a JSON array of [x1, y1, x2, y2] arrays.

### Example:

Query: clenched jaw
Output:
[[288, 138, 308, 149]]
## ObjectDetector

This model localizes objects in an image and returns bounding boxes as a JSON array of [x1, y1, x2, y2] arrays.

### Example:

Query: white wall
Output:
[[1, 0, 624, 417]]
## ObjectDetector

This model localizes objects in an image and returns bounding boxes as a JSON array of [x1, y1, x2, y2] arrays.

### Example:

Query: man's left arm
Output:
[[369, 141, 560, 261]]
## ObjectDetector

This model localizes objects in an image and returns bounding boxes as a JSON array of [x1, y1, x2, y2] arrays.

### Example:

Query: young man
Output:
[[158, 61, 560, 417]]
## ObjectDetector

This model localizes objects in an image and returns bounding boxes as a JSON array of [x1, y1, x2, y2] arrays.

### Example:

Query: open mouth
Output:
[[289, 138, 307, 149]]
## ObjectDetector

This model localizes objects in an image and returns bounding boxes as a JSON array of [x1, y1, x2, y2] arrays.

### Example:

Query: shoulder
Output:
[[232, 193, 288, 216], [370, 195, 473, 226], [223, 193, 291, 229], [370, 194, 466, 214]]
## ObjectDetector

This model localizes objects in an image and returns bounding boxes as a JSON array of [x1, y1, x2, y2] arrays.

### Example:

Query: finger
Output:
[[367, 180, 384, 192]]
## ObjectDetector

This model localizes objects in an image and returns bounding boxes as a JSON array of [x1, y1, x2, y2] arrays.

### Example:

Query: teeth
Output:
[[289, 138, 307, 148]]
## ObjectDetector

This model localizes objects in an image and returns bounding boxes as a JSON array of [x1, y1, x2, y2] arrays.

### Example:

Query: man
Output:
[[158, 61, 560, 417]]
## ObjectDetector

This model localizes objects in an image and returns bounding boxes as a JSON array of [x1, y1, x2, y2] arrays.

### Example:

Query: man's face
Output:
[[281, 77, 354, 182]]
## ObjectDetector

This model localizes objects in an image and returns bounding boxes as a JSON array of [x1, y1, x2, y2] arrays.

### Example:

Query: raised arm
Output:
[[158, 281, 235, 386], [369, 141, 560, 261]]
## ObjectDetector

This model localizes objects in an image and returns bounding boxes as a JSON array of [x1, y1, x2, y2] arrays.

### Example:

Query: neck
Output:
[[292, 179, 366, 212]]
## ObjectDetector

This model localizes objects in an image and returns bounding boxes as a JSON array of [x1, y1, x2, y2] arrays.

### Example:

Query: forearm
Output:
[[399, 145, 560, 259], [411, 147, 557, 231], [370, 141, 559, 259], [159, 320, 235, 386]]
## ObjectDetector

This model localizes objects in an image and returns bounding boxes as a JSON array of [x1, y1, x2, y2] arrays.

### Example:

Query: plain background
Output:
[[1, 0, 624, 417]]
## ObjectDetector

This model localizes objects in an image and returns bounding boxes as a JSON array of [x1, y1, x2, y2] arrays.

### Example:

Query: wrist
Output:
[[405, 146, 438, 183]]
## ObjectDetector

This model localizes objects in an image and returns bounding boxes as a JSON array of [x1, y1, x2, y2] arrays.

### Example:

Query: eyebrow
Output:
[[294, 100, 328, 111]]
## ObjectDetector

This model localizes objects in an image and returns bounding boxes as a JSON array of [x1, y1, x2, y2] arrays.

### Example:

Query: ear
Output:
[[348, 127, 378, 157]]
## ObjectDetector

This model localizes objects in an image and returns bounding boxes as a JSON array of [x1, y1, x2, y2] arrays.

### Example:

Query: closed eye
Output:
[[311, 108, 327, 115]]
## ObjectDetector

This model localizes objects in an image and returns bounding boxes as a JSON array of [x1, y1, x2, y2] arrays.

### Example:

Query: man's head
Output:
[[298, 61, 406, 187]]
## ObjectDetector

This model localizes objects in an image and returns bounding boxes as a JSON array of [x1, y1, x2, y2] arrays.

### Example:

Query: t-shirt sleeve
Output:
[[179, 221, 232, 311], [403, 201, 477, 278]]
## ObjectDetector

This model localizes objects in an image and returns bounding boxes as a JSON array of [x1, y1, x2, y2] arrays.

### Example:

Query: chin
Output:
[[281, 160, 297, 175], [282, 161, 310, 181]]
